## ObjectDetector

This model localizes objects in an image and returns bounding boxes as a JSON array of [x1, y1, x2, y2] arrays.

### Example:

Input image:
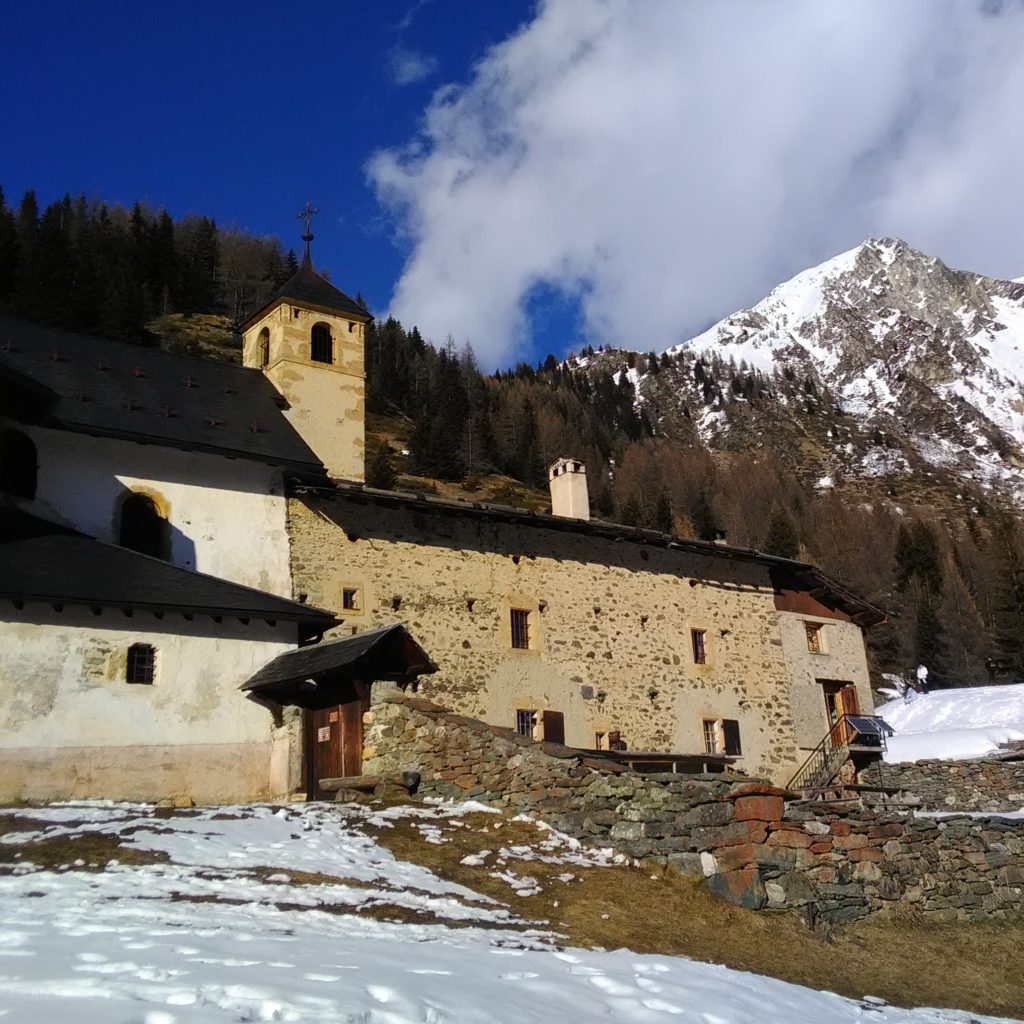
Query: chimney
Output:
[[548, 457, 590, 520]]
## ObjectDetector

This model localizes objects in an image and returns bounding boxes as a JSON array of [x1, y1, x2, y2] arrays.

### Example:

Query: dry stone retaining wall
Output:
[[859, 757, 1024, 813], [363, 691, 1024, 925]]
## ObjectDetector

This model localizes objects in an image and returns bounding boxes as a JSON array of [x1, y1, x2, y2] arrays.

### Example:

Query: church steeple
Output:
[[237, 205, 372, 482], [297, 201, 317, 268]]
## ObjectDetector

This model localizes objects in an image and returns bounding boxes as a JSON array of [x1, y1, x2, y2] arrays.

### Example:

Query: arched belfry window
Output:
[[0, 429, 38, 499], [257, 327, 270, 368], [311, 322, 333, 364], [118, 492, 169, 560]]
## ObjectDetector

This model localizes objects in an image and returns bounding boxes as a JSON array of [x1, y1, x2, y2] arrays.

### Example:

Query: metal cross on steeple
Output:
[[297, 202, 318, 263]]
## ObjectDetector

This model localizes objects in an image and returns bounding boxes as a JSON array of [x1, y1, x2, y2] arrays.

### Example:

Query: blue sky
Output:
[[0, 1, 558, 362], [3, 2, 1024, 370]]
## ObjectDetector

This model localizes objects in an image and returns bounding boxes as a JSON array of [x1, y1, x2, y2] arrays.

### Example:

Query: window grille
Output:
[[510, 608, 530, 649], [703, 719, 719, 755], [311, 322, 333, 363], [691, 628, 707, 665], [126, 643, 156, 685], [515, 709, 537, 737]]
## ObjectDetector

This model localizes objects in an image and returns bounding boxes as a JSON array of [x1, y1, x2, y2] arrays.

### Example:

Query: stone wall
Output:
[[292, 489, 874, 784], [860, 757, 1024, 813], [363, 691, 1024, 924]]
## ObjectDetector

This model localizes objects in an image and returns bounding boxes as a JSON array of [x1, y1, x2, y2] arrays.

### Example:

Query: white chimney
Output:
[[548, 457, 590, 520]]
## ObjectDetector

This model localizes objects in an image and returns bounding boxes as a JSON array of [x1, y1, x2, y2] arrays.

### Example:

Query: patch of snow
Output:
[[877, 685, 1024, 763], [1, 801, 1016, 1023]]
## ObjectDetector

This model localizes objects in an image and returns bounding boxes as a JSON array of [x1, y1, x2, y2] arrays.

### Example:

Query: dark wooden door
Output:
[[306, 699, 365, 799]]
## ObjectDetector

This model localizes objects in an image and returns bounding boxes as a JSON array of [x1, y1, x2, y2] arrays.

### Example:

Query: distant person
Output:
[[916, 663, 929, 693], [986, 657, 997, 683]]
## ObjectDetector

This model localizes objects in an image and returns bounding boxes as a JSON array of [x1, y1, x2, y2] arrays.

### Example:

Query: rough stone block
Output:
[[734, 795, 784, 822], [706, 868, 767, 910]]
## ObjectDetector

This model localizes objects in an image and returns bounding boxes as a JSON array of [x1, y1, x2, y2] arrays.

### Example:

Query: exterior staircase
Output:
[[786, 714, 894, 800]]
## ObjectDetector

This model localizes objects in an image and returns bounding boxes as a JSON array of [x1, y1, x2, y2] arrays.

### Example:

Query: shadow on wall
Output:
[[113, 483, 197, 571]]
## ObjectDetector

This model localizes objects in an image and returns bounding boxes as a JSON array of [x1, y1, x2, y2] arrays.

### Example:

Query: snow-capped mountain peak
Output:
[[657, 239, 1024, 495]]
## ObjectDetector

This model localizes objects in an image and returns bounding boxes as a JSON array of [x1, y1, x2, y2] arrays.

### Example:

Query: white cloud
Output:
[[369, 0, 1024, 368], [388, 45, 439, 86]]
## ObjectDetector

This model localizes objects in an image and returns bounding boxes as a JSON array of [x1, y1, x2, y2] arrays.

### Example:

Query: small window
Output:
[[119, 493, 169, 560], [722, 719, 742, 756], [126, 643, 156, 685], [311, 322, 333, 364], [704, 718, 742, 756], [516, 709, 537, 738], [805, 622, 824, 654], [510, 608, 530, 649], [703, 719, 719, 755], [348, 321, 356, 333], [292, 307, 301, 319], [594, 732, 606, 751], [0, 429, 38, 499], [608, 730, 626, 751], [691, 628, 707, 665], [257, 327, 270, 368], [342, 588, 359, 611]]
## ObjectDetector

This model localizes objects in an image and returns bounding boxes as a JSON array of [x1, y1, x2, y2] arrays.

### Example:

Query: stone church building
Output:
[[0, 235, 884, 803]]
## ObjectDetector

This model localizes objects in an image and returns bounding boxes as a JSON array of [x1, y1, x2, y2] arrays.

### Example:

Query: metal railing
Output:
[[786, 714, 892, 795]]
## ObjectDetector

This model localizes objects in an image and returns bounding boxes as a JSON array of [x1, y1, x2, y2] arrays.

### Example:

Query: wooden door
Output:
[[821, 681, 859, 746], [306, 698, 365, 799]]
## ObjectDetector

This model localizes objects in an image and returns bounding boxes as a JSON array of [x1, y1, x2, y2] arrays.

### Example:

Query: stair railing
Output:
[[786, 714, 891, 794]]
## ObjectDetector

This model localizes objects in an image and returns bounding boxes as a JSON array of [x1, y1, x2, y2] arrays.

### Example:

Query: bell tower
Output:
[[239, 204, 371, 481]]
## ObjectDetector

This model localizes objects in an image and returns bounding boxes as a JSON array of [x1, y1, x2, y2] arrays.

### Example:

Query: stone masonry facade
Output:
[[363, 691, 1024, 925], [291, 489, 875, 785], [860, 757, 1024, 813]]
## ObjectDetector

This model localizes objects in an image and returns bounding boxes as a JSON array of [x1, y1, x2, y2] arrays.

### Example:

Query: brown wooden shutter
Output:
[[542, 710, 565, 744], [608, 730, 624, 751], [722, 719, 742, 756]]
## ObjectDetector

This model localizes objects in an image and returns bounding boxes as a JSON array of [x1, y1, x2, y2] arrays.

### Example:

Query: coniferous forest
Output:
[[3, 186, 1024, 689]]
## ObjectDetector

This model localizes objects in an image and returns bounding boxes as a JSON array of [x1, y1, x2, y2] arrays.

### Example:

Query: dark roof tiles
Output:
[[238, 254, 370, 330], [0, 316, 325, 478]]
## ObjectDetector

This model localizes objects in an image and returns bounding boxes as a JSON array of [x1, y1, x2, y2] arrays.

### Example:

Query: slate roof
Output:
[[238, 253, 371, 332], [0, 316, 326, 480], [241, 623, 437, 702], [0, 508, 337, 638]]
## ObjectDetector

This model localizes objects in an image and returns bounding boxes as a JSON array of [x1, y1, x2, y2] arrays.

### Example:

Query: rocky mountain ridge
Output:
[[588, 238, 1024, 510]]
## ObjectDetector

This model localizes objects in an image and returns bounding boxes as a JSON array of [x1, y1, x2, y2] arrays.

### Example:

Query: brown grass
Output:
[[0, 815, 168, 871], [368, 811, 1024, 1018]]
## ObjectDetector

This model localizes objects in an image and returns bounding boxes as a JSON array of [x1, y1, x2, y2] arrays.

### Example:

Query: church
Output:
[[0, 225, 884, 802]]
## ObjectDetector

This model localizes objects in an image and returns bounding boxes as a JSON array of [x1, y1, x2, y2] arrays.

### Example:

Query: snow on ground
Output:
[[877, 685, 1024, 763], [1, 801, 1015, 1024]]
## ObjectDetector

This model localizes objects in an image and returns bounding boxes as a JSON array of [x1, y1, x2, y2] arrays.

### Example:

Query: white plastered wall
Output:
[[14, 426, 292, 598], [0, 606, 301, 803]]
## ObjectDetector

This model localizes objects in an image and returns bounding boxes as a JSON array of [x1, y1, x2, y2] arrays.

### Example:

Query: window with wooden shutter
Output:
[[515, 709, 537, 737]]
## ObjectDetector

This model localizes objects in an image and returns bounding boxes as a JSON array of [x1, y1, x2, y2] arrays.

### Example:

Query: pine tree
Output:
[[365, 442, 399, 490], [764, 503, 800, 559]]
